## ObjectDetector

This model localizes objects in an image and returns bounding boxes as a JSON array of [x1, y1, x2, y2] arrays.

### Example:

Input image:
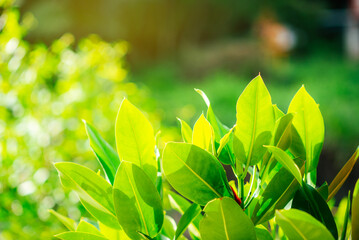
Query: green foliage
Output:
[[53, 77, 358, 239], [0, 2, 155, 238]]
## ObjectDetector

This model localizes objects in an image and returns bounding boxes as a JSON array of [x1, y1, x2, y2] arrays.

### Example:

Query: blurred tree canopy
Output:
[[0, 1, 159, 239]]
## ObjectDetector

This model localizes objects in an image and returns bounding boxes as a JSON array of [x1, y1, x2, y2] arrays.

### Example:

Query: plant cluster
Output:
[[53, 75, 359, 239]]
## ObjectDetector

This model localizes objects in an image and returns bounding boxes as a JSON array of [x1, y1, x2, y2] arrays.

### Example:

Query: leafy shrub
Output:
[[53, 75, 359, 239]]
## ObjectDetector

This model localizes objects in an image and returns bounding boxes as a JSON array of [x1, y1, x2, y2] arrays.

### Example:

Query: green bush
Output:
[[53, 76, 359, 239], [0, 2, 156, 239]]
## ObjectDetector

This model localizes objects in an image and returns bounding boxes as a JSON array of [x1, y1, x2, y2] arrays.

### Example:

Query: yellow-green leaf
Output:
[[264, 146, 302, 185], [177, 118, 193, 143], [288, 86, 324, 172], [192, 114, 214, 153], [234, 75, 275, 166], [49, 210, 77, 231], [115, 99, 157, 182], [55, 231, 108, 240], [200, 197, 257, 240]]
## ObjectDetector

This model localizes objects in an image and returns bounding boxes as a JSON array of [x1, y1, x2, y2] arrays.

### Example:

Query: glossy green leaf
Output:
[[55, 231, 108, 240], [200, 197, 256, 240], [49, 209, 77, 231], [292, 182, 338, 239], [275, 209, 335, 240], [352, 179, 359, 240], [113, 161, 163, 239], [252, 158, 304, 225], [99, 222, 130, 240], [192, 114, 214, 153], [255, 225, 273, 240], [175, 203, 201, 240], [54, 163, 120, 229], [234, 75, 275, 166], [177, 118, 193, 143], [265, 146, 302, 185], [115, 99, 157, 182], [217, 128, 233, 156], [328, 146, 359, 200], [77, 220, 103, 236], [84, 120, 120, 185], [288, 86, 324, 172], [163, 142, 232, 205]]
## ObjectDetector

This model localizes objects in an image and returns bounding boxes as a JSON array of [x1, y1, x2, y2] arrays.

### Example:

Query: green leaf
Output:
[[195, 88, 229, 142], [77, 220, 103, 236], [264, 146, 302, 185], [163, 142, 232, 206], [115, 99, 157, 182], [177, 118, 193, 143], [84, 120, 120, 185], [99, 222, 130, 240], [275, 209, 335, 240], [49, 209, 77, 231], [273, 104, 284, 120], [55, 231, 108, 240], [255, 225, 273, 240], [317, 182, 329, 200], [192, 114, 214, 153], [288, 86, 324, 172], [292, 182, 338, 239], [113, 161, 163, 239], [352, 179, 359, 240], [328, 146, 359, 200], [252, 158, 304, 225], [175, 203, 201, 240], [340, 191, 351, 240], [200, 197, 257, 240], [272, 113, 294, 150], [54, 163, 120, 229], [234, 75, 275, 166]]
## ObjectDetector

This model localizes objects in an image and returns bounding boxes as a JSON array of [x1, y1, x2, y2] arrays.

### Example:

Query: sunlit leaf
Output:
[[163, 142, 232, 205], [54, 163, 120, 229], [113, 161, 163, 239], [264, 146, 302, 185], [77, 220, 103, 236], [49, 209, 77, 231], [255, 225, 273, 240], [55, 231, 108, 240], [340, 191, 351, 240], [115, 99, 157, 182], [288, 86, 324, 172], [99, 222, 130, 240], [275, 209, 335, 240], [200, 197, 256, 240], [177, 118, 193, 143], [273, 104, 284, 120], [192, 114, 214, 153], [234, 75, 275, 167], [84, 120, 120, 185]]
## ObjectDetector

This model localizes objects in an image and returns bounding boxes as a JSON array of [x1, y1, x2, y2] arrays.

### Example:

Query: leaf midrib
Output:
[[123, 164, 150, 236], [277, 212, 308, 240], [170, 148, 222, 198], [220, 200, 230, 240]]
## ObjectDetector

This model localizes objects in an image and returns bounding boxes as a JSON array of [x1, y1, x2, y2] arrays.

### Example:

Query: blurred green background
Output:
[[1, 0, 358, 238]]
